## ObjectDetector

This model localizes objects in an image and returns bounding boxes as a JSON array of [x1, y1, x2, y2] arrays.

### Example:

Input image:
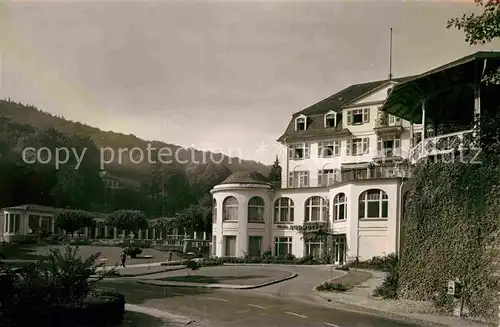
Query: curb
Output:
[[119, 266, 187, 277], [224, 263, 336, 268], [136, 272, 298, 289], [312, 271, 445, 327], [125, 303, 191, 327]]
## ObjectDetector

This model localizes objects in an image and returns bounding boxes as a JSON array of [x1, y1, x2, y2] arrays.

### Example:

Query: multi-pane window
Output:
[[274, 197, 294, 223], [358, 189, 389, 219], [223, 196, 239, 221], [305, 241, 324, 257], [288, 143, 310, 160], [248, 197, 265, 222], [346, 138, 370, 155], [212, 235, 217, 255], [347, 108, 370, 125], [324, 112, 337, 127], [388, 114, 401, 125], [288, 171, 309, 188], [317, 169, 340, 187], [377, 136, 401, 157], [295, 116, 307, 131], [248, 236, 263, 257], [5, 213, 21, 234], [275, 237, 292, 256], [333, 193, 347, 221], [318, 140, 340, 158], [212, 198, 217, 223], [305, 196, 328, 222]]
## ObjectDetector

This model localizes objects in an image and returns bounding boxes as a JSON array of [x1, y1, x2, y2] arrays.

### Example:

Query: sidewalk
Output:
[[314, 269, 494, 327]]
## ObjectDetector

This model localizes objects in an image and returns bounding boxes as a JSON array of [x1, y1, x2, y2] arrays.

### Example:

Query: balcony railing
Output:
[[342, 165, 412, 181], [373, 148, 405, 159], [408, 129, 474, 164]]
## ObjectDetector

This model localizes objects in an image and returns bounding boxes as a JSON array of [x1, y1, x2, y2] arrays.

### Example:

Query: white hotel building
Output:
[[211, 51, 500, 264]]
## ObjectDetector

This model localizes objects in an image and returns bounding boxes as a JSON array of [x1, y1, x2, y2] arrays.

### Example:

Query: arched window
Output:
[[333, 193, 347, 221], [223, 196, 238, 221], [274, 198, 294, 223], [248, 196, 265, 222], [358, 189, 388, 219], [305, 196, 328, 222], [295, 115, 307, 131], [324, 111, 337, 128], [212, 198, 217, 223]]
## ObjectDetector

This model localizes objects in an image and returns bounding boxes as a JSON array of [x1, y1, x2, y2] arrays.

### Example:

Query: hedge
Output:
[[13, 288, 125, 327], [399, 160, 500, 320]]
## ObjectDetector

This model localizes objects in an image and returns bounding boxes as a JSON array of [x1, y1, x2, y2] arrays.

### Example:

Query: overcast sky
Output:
[[0, 0, 498, 164]]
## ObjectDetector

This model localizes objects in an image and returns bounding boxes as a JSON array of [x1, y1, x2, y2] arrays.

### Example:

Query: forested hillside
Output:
[[0, 99, 272, 217]]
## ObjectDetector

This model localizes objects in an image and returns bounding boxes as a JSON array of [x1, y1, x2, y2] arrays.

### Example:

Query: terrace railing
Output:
[[408, 129, 474, 164]]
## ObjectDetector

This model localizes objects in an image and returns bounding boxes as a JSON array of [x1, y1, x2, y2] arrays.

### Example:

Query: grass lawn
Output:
[[121, 311, 166, 327], [333, 270, 372, 289]]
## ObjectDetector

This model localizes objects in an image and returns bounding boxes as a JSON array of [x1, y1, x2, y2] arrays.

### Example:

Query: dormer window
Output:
[[324, 111, 337, 128], [295, 115, 307, 131]]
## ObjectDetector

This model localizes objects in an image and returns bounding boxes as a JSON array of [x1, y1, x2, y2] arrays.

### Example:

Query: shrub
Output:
[[68, 238, 91, 246], [373, 256, 400, 299], [123, 247, 142, 258], [349, 253, 397, 271], [316, 282, 348, 292], [335, 264, 350, 271], [200, 257, 224, 267]]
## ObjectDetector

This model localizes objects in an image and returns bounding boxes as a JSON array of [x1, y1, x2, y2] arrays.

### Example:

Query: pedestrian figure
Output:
[[168, 252, 173, 261], [121, 251, 127, 267]]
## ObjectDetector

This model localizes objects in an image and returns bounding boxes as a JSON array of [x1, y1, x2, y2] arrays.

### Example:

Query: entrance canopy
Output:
[[380, 51, 500, 124]]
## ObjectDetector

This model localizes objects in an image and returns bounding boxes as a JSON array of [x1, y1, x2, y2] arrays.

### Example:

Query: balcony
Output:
[[342, 165, 412, 181], [408, 129, 474, 164], [374, 114, 404, 135], [373, 148, 405, 162]]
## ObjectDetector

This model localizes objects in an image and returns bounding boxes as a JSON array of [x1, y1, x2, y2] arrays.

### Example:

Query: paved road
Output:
[[103, 264, 423, 327], [108, 282, 422, 327]]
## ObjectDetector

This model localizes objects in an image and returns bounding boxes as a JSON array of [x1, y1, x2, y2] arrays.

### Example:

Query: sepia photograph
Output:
[[0, 0, 499, 327]]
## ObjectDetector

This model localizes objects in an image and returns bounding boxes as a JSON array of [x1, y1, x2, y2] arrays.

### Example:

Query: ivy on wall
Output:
[[399, 158, 500, 319]]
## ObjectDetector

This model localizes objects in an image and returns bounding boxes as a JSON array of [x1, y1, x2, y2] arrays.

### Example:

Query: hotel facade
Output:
[[211, 51, 500, 264]]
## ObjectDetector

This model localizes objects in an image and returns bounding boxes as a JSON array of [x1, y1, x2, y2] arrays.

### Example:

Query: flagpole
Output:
[[389, 27, 393, 80]]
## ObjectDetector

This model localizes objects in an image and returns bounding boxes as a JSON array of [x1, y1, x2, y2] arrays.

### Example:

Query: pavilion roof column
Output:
[[421, 99, 426, 156], [472, 60, 485, 140]]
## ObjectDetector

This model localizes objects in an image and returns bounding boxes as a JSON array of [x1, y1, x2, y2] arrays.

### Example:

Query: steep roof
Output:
[[297, 76, 413, 116], [277, 76, 413, 143], [221, 170, 270, 185]]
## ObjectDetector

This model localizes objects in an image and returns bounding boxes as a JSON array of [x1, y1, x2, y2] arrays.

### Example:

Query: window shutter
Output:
[[389, 114, 394, 125], [305, 143, 310, 159], [347, 111, 352, 125], [334, 141, 340, 155], [377, 138, 382, 151], [363, 138, 369, 154], [318, 142, 323, 158], [288, 172, 293, 188], [288, 145, 293, 159], [346, 140, 351, 155], [363, 108, 370, 123], [395, 139, 401, 149], [317, 170, 323, 186]]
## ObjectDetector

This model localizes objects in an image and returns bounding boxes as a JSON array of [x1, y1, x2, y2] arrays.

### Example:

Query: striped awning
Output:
[[341, 162, 371, 170]]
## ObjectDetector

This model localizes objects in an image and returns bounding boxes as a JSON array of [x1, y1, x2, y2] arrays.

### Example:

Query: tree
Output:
[[447, 0, 500, 84], [106, 209, 148, 239], [268, 155, 282, 184], [174, 205, 212, 235], [54, 209, 96, 236]]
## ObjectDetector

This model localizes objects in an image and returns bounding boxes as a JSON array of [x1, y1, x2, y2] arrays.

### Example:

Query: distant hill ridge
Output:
[[0, 99, 271, 176]]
